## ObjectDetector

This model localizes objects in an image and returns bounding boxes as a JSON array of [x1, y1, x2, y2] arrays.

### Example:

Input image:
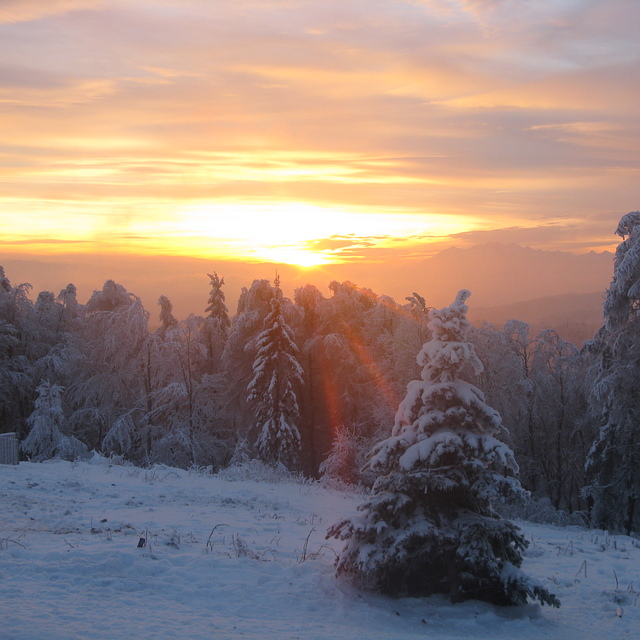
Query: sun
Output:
[[255, 246, 330, 267], [171, 201, 352, 266]]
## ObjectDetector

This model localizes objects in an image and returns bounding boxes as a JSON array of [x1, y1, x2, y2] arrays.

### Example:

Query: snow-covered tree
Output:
[[294, 283, 325, 472], [66, 280, 150, 452], [203, 272, 230, 372], [0, 268, 70, 440], [304, 282, 392, 462], [405, 291, 432, 345], [220, 280, 273, 418], [147, 313, 229, 469], [328, 290, 559, 607], [0, 268, 33, 436], [57, 283, 81, 320], [585, 211, 640, 534], [293, 281, 434, 476], [473, 322, 591, 513], [528, 329, 590, 512], [319, 424, 371, 486], [21, 380, 87, 462], [205, 272, 231, 336], [157, 295, 178, 337], [247, 277, 304, 469]]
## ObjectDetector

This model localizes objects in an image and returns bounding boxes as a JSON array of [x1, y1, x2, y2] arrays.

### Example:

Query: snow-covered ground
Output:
[[1, 457, 639, 640]]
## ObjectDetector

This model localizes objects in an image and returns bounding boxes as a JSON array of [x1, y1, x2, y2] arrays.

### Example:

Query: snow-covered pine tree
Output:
[[247, 276, 304, 469], [327, 290, 559, 607], [585, 211, 640, 534], [203, 272, 231, 372], [21, 380, 87, 462], [205, 272, 231, 337]]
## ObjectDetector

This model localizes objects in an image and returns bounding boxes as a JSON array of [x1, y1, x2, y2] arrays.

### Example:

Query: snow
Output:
[[1, 457, 640, 640]]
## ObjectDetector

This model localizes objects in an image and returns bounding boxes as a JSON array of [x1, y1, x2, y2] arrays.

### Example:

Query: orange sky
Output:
[[0, 0, 639, 309]]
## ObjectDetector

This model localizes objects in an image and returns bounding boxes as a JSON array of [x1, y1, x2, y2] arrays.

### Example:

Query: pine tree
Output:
[[328, 290, 559, 607], [202, 272, 231, 373], [205, 272, 231, 337], [585, 211, 640, 534], [218, 279, 275, 443], [247, 277, 304, 469], [21, 380, 87, 462]]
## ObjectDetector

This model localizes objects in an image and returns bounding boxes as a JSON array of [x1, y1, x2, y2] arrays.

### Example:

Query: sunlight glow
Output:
[[0, 197, 481, 267], [256, 246, 330, 268], [169, 201, 477, 266]]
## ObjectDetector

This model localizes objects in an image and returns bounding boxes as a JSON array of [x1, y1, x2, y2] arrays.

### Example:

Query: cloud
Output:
[[0, 238, 91, 246], [0, 77, 119, 108], [0, 0, 637, 259], [300, 231, 451, 263], [0, 0, 100, 24], [306, 236, 361, 252], [449, 219, 623, 253]]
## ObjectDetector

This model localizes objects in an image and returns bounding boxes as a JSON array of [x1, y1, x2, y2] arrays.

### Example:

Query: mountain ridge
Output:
[[417, 242, 613, 308]]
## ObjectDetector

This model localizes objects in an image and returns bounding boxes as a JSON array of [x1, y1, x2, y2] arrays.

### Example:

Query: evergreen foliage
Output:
[[247, 278, 304, 469], [327, 290, 559, 607], [0, 259, 613, 532], [205, 272, 231, 336], [585, 211, 640, 534], [202, 272, 230, 372], [22, 380, 87, 462], [219, 279, 280, 447]]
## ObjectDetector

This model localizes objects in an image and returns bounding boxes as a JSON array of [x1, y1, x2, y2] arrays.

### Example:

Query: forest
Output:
[[1, 212, 639, 546]]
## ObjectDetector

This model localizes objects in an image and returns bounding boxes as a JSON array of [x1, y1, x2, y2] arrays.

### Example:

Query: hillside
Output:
[[1, 457, 639, 640]]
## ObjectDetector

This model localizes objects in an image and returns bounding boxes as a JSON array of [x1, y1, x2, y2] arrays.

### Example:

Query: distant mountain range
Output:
[[389, 243, 613, 345], [418, 243, 613, 309]]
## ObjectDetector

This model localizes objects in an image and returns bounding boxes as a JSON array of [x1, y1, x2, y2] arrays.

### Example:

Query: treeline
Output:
[[0, 264, 597, 514]]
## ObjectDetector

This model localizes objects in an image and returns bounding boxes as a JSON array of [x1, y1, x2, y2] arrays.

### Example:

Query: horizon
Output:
[[1, 242, 614, 332]]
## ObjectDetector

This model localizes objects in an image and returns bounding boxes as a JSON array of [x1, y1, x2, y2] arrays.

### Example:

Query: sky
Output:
[[0, 0, 639, 311]]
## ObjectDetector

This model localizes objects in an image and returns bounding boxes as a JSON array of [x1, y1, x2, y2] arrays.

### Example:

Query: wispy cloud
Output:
[[0, 0, 100, 25], [0, 0, 637, 261]]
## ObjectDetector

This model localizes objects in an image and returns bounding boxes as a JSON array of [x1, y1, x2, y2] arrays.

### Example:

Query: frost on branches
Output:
[[22, 381, 87, 462], [205, 272, 231, 337], [585, 211, 640, 535], [328, 290, 559, 607], [247, 279, 304, 470]]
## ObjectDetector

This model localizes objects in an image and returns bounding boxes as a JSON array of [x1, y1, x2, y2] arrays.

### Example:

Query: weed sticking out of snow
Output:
[[1, 457, 639, 640]]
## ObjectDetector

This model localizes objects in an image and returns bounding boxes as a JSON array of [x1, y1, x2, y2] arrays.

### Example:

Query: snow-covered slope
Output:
[[1, 457, 638, 640]]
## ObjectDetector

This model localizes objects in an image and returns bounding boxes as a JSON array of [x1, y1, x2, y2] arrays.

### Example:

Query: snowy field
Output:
[[1, 457, 639, 640]]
